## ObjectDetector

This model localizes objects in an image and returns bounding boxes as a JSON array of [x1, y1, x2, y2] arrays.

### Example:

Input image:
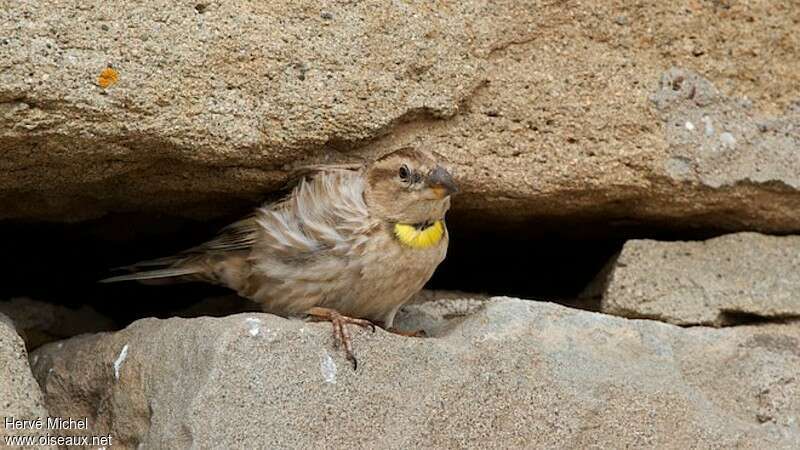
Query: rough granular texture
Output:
[[598, 232, 800, 326], [1, 1, 799, 233], [0, 313, 52, 447], [30, 298, 800, 448]]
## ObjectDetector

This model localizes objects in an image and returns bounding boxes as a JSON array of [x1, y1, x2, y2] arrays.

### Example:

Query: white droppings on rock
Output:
[[701, 116, 714, 136], [684, 121, 695, 131], [113, 344, 129, 381], [720, 132, 736, 148], [245, 317, 261, 337], [320, 350, 337, 384]]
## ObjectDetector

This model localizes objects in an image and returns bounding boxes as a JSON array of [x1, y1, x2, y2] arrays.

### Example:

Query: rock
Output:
[[0, 0, 485, 221], [653, 67, 800, 191], [31, 298, 800, 448], [395, 296, 488, 336], [169, 294, 259, 319], [1, 1, 800, 233], [0, 298, 115, 349], [168, 290, 485, 323], [0, 313, 51, 447], [596, 232, 800, 326]]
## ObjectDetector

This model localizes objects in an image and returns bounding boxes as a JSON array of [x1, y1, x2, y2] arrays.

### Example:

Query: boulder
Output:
[[0, 298, 114, 349], [596, 232, 800, 326], [0, 313, 51, 447], [1, 1, 799, 233], [31, 298, 800, 448]]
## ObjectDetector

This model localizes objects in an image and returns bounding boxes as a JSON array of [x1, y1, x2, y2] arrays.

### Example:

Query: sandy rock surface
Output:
[[30, 298, 800, 449], [0, 313, 51, 447], [3, 2, 800, 448], [596, 232, 800, 326], [1, 1, 799, 233]]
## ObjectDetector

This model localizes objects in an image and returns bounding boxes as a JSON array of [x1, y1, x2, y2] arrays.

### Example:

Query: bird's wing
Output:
[[199, 162, 364, 255], [100, 216, 260, 283], [190, 216, 260, 253], [101, 164, 368, 284], [290, 163, 363, 178], [253, 167, 374, 260]]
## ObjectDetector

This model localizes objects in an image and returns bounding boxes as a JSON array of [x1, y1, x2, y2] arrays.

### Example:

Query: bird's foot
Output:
[[305, 307, 375, 370]]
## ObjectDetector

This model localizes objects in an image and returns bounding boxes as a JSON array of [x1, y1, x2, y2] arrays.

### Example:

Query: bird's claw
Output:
[[306, 307, 375, 371]]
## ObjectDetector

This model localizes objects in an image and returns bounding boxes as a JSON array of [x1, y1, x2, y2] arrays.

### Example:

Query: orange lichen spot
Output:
[[98, 66, 119, 88]]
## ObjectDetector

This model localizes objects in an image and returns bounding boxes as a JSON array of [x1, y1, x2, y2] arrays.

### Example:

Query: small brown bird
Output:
[[102, 148, 458, 368]]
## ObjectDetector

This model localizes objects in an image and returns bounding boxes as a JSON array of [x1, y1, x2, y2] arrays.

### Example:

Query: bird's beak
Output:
[[425, 166, 459, 198]]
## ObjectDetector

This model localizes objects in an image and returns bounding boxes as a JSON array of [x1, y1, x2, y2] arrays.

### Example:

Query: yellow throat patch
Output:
[[393, 220, 445, 249]]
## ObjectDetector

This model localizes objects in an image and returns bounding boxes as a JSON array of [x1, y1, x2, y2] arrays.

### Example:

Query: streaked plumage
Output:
[[103, 148, 458, 368]]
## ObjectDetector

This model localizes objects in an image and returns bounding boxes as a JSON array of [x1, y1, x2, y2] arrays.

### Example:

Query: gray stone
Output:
[[597, 232, 800, 326], [0, 298, 114, 350], [31, 298, 800, 448], [0, 313, 51, 447], [653, 67, 800, 191]]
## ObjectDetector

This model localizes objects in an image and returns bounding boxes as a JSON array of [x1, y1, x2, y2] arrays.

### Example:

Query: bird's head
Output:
[[364, 147, 458, 225]]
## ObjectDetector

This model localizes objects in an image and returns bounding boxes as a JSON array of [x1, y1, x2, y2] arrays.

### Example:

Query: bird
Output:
[[102, 147, 458, 369]]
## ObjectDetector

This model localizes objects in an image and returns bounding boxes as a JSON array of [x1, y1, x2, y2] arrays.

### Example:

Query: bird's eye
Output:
[[398, 165, 410, 181]]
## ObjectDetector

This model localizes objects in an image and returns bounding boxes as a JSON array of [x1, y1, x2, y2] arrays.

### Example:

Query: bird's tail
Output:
[[99, 255, 203, 284], [99, 267, 201, 283], [100, 215, 257, 285]]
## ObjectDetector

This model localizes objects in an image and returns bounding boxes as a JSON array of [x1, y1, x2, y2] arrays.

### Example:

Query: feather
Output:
[[102, 217, 259, 284], [99, 267, 201, 283], [189, 216, 259, 253], [100, 167, 368, 285]]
